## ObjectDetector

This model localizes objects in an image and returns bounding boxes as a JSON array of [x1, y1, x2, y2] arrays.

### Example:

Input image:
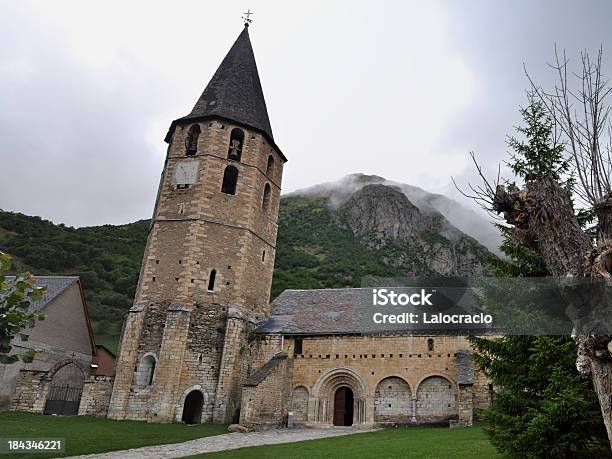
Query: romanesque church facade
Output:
[[101, 25, 492, 428]]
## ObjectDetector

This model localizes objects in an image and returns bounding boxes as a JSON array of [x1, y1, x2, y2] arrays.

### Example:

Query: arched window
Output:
[[136, 354, 156, 387], [207, 269, 216, 291], [228, 128, 245, 161], [221, 166, 238, 195], [266, 155, 274, 175], [427, 338, 434, 352], [185, 125, 201, 156], [262, 183, 271, 210]]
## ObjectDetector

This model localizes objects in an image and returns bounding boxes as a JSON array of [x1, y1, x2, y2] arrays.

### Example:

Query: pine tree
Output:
[[468, 99, 609, 458]]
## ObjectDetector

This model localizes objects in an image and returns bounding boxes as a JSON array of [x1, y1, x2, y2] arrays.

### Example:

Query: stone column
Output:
[[454, 384, 474, 427], [149, 300, 193, 422], [107, 303, 146, 420], [213, 308, 258, 424]]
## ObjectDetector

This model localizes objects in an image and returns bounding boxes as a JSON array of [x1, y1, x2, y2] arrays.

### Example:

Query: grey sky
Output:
[[0, 0, 611, 227]]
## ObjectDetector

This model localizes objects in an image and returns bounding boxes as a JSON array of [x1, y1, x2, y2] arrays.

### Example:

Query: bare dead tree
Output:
[[463, 48, 612, 448], [526, 46, 612, 240], [452, 152, 502, 219]]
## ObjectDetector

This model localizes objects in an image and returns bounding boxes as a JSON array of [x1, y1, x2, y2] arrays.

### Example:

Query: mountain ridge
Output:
[[0, 174, 496, 350]]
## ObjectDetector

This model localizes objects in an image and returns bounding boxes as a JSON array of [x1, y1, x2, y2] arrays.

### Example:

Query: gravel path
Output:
[[66, 427, 378, 458]]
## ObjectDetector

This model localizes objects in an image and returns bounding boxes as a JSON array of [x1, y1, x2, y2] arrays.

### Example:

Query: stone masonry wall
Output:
[[79, 376, 114, 417], [11, 370, 49, 413], [240, 354, 292, 429], [279, 334, 490, 426], [374, 376, 413, 423], [415, 375, 456, 423]]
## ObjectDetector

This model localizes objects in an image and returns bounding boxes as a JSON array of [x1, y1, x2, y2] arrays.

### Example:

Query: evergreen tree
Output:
[[469, 99, 610, 458]]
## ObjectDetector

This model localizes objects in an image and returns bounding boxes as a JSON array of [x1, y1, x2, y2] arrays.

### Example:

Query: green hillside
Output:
[[0, 197, 400, 349]]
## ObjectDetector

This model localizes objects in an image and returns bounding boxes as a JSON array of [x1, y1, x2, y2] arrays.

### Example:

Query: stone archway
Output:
[[416, 375, 457, 424], [175, 385, 209, 424], [374, 376, 413, 424], [181, 390, 204, 424], [43, 360, 86, 416], [312, 367, 368, 425]]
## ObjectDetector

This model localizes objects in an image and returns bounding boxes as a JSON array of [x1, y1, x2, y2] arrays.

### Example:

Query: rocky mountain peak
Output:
[[337, 184, 423, 244], [332, 182, 491, 276]]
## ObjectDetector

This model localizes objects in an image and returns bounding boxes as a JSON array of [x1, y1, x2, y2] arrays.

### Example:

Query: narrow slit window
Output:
[[262, 183, 271, 210], [427, 338, 434, 352], [266, 155, 274, 175], [207, 269, 216, 291]]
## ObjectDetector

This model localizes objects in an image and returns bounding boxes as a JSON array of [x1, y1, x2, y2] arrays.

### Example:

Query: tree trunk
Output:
[[596, 194, 612, 242], [493, 175, 612, 448], [493, 176, 592, 276], [576, 335, 612, 449], [591, 359, 612, 449]]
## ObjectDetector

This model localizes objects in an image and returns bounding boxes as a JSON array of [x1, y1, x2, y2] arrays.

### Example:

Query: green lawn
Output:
[[0, 411, 227, 458], [192, 426, 503, 459]]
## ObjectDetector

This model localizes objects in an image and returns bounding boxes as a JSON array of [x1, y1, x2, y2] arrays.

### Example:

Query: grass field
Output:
[[0, 412, 502, 459], [191, 426, 503, 459], [0, 411, 227, 458]]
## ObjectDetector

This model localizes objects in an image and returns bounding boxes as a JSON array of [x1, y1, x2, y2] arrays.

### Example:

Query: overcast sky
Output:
[[1, 0, 611, 227]]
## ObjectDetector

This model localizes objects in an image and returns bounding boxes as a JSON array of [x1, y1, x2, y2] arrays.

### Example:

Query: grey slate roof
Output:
[[6, 276, 78, 313], [180, 26, 274, 140], [256, 287, 490, 336]]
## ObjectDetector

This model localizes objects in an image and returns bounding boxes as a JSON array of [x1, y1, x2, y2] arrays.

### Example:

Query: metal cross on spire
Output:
[[242, 9, 253, 27]]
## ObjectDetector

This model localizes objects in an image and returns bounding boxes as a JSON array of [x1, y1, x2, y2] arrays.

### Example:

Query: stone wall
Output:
[[79, 376, 114, 417], [374, 376, 413, 424], [290, 386, 309, 421], [9, 356, 90, 414], [415, 376, 456, 423], [451, 384, 473, 428], [11, 370, 49, 413], [271, 334, 490, 427], [240, 353, 292, 429]]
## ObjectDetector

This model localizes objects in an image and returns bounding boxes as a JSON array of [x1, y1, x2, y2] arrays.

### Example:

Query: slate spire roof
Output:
[[179, 26, 274, 140]]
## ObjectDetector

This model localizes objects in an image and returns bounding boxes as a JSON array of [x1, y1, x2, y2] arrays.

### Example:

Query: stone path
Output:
[[67, 427, 378, 458]]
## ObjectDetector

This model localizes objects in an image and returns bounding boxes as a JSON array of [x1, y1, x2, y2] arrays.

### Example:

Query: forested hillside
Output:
[[0, 181, 491, 351], [0, 198, 401, 349]]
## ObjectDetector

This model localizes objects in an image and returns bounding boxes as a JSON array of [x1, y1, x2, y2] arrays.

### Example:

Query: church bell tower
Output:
[[108, 24, 286, 424]]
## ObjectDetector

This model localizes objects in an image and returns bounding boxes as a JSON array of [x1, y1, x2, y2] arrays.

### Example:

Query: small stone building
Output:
[[0, 277, 115, 416], [239, 289, 490, 429]]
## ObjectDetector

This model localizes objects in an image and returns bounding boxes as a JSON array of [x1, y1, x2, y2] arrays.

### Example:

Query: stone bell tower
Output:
[[108, 24, 286, 424]]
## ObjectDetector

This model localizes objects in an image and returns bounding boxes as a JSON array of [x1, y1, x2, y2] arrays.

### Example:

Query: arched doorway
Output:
[[333, 387, 354, 426], [181, 390, 204, 424], [43, 362, 85, 416]]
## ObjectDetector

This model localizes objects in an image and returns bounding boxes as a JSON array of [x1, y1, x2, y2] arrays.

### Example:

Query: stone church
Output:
[[106, 25, 492, 428]]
